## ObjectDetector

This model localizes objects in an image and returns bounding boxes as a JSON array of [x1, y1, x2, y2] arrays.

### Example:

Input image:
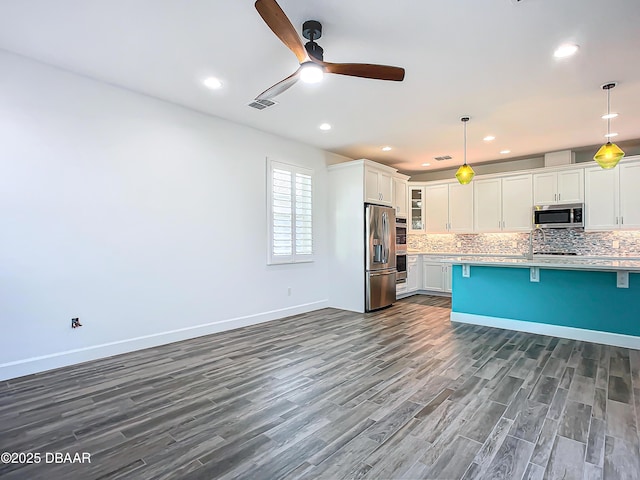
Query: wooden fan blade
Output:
[[255, 0, 308, 63], [319, 61, 405, 81], [256, 68, 301, 100]]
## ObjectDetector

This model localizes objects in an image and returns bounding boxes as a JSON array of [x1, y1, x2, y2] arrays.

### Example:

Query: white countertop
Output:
[[444, 255, 640, 272]]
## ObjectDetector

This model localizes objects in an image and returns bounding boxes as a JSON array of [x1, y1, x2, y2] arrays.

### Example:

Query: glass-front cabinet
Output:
[[409, 186, 425, 232]]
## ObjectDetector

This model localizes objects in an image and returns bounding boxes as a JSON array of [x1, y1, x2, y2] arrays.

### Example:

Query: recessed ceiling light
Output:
[[602, 113, 619, 119], [500, 150, 511, 154], [604, 132, 618, 138], [483, 136, 495, 142], [203, 77, 223, 89], [554, 43, 579, 58], [319, 123, 331, 131], [382, 146, 392, 151], [421, 163, 431, 167]]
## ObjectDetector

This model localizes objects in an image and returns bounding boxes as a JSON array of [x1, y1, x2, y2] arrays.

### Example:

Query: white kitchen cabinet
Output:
[[409, 186, 425, 231], [619, 161, 640, 228], [474, 174, 532, 232], [585, 167, 617, 230], [421, 258, 452, 293], [423, 261, 444, 291], [533, 169, 583, 204], [424, 182, 474, 233], [393, 173, 409, 218], [364, 165, 393, 206], [396, 281, 407, 297], [474, 178, 501, 232], [502, 175, 534, 230], [585, 157, 640, 230], [327, 159, 405, 313], [425, 184, 449, 232], [444, 264, 452, 293], [407, 255, 420, 293], [448, 184, 474, 233]]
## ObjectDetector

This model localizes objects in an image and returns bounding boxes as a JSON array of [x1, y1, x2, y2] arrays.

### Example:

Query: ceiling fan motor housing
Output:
[[305, 41, 324, 61], [302, 20, 322, 40], [302, 20, 324, 61]]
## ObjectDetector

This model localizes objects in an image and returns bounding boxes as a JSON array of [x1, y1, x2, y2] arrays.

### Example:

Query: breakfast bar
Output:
[[447, 256, 640, 348]]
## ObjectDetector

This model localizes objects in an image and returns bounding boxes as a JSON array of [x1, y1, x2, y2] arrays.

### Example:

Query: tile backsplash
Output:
[[408, 230, 640, 257]]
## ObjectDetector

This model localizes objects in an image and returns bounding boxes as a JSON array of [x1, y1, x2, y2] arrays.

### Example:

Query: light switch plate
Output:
[[462, 264, 470, 277], [613, 240, 620, 249]]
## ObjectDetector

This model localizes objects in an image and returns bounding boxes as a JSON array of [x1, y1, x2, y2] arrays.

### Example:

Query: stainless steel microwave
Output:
[[533, 203, 584, 228]]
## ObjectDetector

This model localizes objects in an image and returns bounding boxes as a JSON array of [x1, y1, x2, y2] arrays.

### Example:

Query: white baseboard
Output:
[[418, 290, 452, 298], [450, 311, 640, 350], [0, 300, 329, 381]]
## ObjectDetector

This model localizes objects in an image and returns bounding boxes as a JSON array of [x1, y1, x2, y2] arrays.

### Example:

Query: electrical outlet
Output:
[[456, 242, 462, 248], [612, 240, 620, 249], [512, 241, 518, 248]]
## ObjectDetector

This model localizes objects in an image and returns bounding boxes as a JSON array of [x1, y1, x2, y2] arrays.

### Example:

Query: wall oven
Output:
[[533, 203, 584, 228], [396, 217, 407, 283], [396, 253, 407, 283]]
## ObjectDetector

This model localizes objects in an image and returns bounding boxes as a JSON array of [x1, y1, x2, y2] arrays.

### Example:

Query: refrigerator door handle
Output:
[[382, 211, 388, 264], [369, 270, 397, 277]]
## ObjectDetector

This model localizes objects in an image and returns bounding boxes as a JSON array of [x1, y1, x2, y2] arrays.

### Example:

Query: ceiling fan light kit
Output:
[[253, 0, 405, 102], [456, 116, 475, 185], [594, 82, 625, 169], [299, 62, 324, 84]]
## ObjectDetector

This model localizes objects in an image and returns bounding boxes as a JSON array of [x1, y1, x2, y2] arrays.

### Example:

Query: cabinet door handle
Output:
[[621, 216, 624, 225], [558, 193, 561, 201], [616, 217, 619, 224]]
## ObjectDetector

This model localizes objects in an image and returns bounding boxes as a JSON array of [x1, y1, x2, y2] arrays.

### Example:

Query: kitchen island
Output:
[[447, 255, 640, 349]]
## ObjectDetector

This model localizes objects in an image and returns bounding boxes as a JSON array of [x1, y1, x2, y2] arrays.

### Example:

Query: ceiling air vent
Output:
[[434, 155, 452, 161], [247, 98, 278, 110]]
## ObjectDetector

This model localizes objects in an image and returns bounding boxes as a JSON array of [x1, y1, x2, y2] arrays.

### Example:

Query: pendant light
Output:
[[456, 116, 475, 184], [594, 82, 625, 169]]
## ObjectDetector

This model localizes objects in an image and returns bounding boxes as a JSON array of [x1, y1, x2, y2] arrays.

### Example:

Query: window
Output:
[[267, 159, 313, 264]]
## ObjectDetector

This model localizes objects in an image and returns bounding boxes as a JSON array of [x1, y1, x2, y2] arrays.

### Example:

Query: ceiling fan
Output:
[[253, 0, 405, 101]]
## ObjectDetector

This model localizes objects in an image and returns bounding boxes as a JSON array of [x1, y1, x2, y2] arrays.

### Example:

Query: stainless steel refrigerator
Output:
[[365, 204, 397, 311]]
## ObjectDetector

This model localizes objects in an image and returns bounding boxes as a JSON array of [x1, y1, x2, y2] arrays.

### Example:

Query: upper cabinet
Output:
[[533, 169, 583, 204], [502, 174, 534, 231], [585, 158, 640, 230], [364, 164, 393, 206], [424, 184, 448, 232], [409, 186, 425, 231], [393, 173, 410, 218], [424, 182, 474, 233], [474, 174, 532, 232]]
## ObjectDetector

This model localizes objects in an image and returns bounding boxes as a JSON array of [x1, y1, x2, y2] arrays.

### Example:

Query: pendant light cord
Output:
[[607, 86, 611, 138], [463, 119, 467, 165]]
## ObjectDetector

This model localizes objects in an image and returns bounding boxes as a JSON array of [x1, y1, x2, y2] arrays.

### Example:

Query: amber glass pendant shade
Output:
[[456, 116, 474, 184], [456, 164, 475, 184], [594, 142, 625, 169], [595, 83, 625, 169]]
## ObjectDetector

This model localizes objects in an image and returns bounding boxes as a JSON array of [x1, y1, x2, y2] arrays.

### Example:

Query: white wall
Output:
[[0, 51, 336, 380], [408, 157, 545, 182]]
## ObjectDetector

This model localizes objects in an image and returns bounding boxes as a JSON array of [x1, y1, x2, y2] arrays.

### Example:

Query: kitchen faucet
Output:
[[528, 227, 546, 259]]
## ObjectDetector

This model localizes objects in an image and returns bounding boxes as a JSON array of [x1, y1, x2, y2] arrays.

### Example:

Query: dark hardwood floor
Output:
[[1, 295, 639, 479]]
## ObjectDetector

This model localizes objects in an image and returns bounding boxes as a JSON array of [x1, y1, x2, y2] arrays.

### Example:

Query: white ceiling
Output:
[[1, 0, 639, 175]]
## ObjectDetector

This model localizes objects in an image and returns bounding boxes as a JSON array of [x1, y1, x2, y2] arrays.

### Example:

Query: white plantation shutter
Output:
[[268, 160, 314, 264]]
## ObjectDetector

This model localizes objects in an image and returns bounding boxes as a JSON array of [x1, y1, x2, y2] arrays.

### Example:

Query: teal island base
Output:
[[450, 264, 640, 349]]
